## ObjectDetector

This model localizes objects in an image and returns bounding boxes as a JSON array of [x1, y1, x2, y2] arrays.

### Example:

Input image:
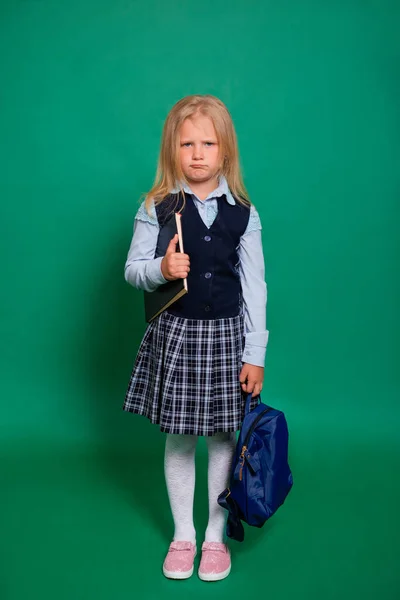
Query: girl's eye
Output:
[[180, 141, 216, 148]]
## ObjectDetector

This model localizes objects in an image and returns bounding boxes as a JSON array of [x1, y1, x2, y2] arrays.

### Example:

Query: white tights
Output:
[[164, 432, 236, 544]]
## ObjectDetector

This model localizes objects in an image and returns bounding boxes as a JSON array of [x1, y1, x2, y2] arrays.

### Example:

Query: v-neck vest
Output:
[[154, 193, 250, 319]]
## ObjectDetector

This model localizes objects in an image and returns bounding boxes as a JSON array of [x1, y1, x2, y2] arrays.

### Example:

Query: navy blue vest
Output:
[[155, 193, 250, 319]]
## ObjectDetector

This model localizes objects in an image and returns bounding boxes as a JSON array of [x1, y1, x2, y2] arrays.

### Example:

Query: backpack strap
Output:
[[244, 392, 260, 416], [217, 489, 245, 542]]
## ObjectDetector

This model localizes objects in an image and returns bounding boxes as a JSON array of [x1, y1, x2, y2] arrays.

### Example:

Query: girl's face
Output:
[[179, 115, 221, 186]]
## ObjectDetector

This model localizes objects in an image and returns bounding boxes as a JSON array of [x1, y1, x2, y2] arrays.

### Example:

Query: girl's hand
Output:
[[239, 364, 264, 398], [161, 234, 191, 281]]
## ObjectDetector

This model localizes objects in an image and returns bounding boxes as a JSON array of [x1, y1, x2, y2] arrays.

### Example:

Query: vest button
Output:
[[204, 272, 212, 279], [204, 305, 211, 312], [204, 235, 212, 242]]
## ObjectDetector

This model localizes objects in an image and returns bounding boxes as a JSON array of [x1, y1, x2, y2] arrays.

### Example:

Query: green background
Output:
[[1, 1, 399, 598]]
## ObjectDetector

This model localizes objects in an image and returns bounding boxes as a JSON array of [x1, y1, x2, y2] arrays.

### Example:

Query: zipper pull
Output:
[[239, 446, 247, 481]]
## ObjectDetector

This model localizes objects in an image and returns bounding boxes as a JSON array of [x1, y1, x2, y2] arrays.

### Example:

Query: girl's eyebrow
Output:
[[180, 138, 218, 143]]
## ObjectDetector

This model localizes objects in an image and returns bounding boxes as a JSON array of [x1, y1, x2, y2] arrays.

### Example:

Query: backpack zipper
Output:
[[239, 407, 271, 481]]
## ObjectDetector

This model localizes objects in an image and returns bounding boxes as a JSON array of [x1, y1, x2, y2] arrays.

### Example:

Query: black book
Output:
[[144, 212, 188, 322]]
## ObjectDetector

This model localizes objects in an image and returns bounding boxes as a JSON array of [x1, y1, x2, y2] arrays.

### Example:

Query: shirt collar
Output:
[[171, 175, 236, 205]]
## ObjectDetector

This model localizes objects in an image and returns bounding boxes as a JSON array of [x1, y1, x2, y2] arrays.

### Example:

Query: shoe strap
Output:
[[169, 541, 195, 552], [202, 542, 227, 553]]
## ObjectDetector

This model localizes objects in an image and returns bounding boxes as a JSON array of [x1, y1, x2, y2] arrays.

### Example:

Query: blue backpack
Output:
[[218, 393, 293, 542]]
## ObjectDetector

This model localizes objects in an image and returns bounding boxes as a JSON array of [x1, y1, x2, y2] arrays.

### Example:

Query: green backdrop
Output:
[[1, 1, 399, 599]]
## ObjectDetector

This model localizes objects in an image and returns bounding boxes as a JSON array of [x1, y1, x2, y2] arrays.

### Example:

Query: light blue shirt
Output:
[[125, 177, 269, 367]]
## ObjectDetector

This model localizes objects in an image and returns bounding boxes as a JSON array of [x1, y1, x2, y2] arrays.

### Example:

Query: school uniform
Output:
[[123, 177, 268, 436]]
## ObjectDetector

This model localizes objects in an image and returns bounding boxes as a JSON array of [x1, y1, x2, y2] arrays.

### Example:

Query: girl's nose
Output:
[[192, 144, 204, 160]]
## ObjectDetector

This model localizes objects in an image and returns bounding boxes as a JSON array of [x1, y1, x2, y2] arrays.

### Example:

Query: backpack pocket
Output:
[[246, 433, 264, 499]]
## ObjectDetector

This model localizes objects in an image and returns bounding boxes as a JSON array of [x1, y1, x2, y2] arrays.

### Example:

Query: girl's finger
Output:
[[253, 383, 262, 398], [174, 257, 190, 266], [246, 379, 256, 393]]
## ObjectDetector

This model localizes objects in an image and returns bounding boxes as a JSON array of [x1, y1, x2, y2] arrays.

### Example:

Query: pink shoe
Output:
[[162, 541, 197, 579], [198, 542, 231, 582]]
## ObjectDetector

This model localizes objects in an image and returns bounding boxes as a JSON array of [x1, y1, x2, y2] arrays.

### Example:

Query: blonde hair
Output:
[[145, 95, 251, 213]]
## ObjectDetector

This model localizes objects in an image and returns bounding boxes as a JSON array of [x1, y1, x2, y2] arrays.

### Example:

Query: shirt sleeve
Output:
[[124, 201, 168, 292], [238, 206, 269, 367]]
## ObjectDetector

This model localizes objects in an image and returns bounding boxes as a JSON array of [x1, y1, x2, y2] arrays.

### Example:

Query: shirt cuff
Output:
[[146, 256, 169, 290], [242, 331, 269, 367]]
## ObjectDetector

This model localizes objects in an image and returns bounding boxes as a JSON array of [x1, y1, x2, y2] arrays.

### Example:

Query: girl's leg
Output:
[[205, 432, 236, 542], [164, 433, 198, 543]]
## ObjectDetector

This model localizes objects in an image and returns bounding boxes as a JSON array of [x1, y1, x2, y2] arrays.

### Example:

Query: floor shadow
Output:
[[97, 449, 172, 542], [231, 518, 276, 556]]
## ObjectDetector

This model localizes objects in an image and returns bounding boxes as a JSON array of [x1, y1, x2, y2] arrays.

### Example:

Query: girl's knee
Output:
[[206, 432, 236, 449], [166, 433, 198, 453]]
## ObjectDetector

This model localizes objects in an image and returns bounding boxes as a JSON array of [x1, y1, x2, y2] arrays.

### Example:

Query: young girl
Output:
[[123, 95, 268, 581]]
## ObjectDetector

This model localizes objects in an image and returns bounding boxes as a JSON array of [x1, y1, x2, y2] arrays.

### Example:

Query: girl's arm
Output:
[[239, 227, 269, 366], [238, 207, 269, 396], [124, 202, 168, 292]]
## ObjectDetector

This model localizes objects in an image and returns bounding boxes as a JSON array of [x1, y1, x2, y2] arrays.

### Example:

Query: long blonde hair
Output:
[[145, 95, 251, 213]]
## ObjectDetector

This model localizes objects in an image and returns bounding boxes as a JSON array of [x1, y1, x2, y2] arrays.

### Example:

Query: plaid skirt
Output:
[[123, 311, 257, 436]]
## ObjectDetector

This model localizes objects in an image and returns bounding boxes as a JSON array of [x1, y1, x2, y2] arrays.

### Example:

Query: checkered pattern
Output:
[[123, 311, 258, 436]]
